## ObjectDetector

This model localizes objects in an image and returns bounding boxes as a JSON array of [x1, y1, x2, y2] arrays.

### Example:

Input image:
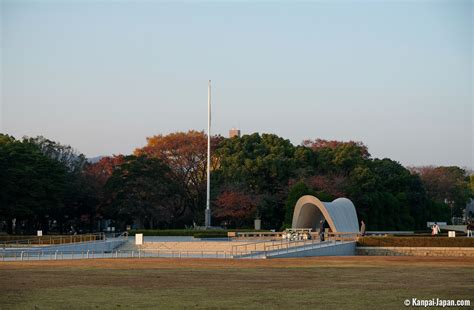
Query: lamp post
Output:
[[205, 80, 211, 228], [445, 198, 454, 225]]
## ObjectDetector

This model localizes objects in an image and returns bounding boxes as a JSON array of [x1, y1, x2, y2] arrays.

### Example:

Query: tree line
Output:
[[0, 131, 472, 234]]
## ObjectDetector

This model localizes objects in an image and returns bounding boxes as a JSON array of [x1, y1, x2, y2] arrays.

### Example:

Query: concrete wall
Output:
[[269, 242, 356, 258], [356, 246, 474, 257], [438, 225, 467, 233]]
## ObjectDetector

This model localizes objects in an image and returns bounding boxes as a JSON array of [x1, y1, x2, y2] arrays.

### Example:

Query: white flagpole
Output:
[[205, 80, 211, 228]]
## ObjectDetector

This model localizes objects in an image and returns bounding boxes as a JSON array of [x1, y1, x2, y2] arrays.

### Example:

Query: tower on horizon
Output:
[[229, 128, 241, 138]]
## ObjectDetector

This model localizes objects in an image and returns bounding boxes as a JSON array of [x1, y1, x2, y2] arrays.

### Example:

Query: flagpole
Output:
[[205, 80, 211, 228]]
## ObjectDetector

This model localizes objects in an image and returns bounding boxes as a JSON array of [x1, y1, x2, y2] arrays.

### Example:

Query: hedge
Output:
[[357, 236, 474, 248], [193, 232, 229, 239], [129, 230, 199, 237]]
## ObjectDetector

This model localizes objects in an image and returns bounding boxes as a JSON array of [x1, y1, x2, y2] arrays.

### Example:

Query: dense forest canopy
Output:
[[0, 132, 472, 234]]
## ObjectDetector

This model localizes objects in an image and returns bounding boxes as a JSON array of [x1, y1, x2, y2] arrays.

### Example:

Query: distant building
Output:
[[229, 128, 241, 138]]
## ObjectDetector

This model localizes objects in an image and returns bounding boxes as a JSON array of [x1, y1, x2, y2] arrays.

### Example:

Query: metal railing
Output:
[[1, 233, 106, 248], [229, 231, 285, 239], [261, 239, 347, 258], [0, 238, 358, 262], [106, 231, 129, 239], [0, 232, 359, 261], [241, 233, 359, 258], [0, 249, 253, 261], [230, 232, 359, 256]]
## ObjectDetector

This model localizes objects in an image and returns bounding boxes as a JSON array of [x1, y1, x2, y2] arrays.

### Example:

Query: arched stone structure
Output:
[[291, 195, 359, 233]]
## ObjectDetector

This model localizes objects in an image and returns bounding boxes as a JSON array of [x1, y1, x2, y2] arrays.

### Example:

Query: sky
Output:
[[1, 0, 472, 168]]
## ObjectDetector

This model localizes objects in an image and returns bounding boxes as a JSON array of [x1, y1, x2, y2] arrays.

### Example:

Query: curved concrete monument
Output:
[[292, 195, 359, 233]]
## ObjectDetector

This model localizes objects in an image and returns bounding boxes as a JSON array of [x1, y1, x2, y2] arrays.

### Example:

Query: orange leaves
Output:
[[214, 191, 259, 221], [133, 130, 223, 213], [84, 155, 124, 186]]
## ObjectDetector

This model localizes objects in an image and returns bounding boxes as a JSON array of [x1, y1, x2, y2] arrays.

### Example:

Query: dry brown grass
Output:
[[1, 256, 473, 270], [0, 257, 473, 309]]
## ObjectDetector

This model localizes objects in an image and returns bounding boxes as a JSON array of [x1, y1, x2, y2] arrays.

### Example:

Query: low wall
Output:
[[356, 246, 474, 257], [46, 239, 125, 252], [141, 241, 250, 252], [439, 225, 466, 233], [269, 242, 356, 258]]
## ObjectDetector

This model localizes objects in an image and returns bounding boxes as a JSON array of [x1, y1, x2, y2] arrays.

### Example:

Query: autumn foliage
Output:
[[411, 166, 471, 216], [84, 155, 124, 186], [1, 132, 472, 233], [134, 131, 223, 221], [214, 191, 259, 227]]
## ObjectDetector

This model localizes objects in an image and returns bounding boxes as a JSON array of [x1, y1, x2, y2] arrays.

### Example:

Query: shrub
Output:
[[193, 232, 228, 238]]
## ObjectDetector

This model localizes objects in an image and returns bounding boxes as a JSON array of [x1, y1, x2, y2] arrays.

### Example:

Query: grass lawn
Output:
[[0, 257, 473, 309]]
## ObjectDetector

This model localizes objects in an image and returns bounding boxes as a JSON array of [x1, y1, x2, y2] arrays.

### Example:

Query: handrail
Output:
[[230, 231, 284, 238], [231, 232, 359, 256], [263, 238, 338, 254], [264, 239, 317, 253], [264, 239, 341, 257], [0, 249, 251, 261], [232, 238, 285, 254], [0, 238, 359, 261], [106, 232, 129, 239], [0, 232, 359, 260], [2, 233, 106, 248]]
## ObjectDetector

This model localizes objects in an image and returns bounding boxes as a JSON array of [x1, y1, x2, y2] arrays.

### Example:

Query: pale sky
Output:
[[1, 0, 472, 168]]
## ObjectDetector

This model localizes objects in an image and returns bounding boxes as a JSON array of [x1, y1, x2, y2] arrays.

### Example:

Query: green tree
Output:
[[216, 133, 306, 192], [27, 136, 95, 232], [303, 139, 370, 174], [0, 135, 67, 233], [104, 156, 182, 229], [470, 175, 474, 197], [283, 181, 317, 227], [26, 136, 87, 173], [214, 133, 311, 229]]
